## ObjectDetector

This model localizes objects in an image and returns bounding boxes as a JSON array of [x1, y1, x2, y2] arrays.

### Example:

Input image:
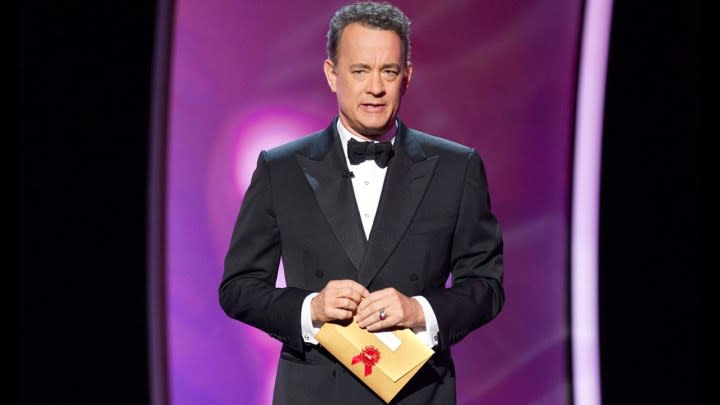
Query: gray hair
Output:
[[326, 2, 411, 64]]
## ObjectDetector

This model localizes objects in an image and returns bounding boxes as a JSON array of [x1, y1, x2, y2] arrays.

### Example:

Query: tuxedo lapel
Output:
[[359, 122, 439, 286], [295, 121, 367, 271]]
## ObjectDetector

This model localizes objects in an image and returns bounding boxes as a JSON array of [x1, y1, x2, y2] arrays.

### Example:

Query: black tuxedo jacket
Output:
[[220, 117, 504, 404]]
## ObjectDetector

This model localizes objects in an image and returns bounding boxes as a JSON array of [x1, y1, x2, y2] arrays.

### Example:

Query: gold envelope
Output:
[[315, 319, 434, 403]]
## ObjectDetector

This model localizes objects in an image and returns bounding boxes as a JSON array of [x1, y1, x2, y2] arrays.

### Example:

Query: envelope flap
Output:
[[324, 320, 434, 382]]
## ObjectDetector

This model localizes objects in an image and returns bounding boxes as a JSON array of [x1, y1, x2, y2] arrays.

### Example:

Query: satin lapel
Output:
[[359, 124, 439, 286], [295, 123, 367, 271]]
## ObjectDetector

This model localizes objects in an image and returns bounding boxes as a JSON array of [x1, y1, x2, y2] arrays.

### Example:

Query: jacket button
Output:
[[409, 273, 419, 281], [315, 270, 324, 278]]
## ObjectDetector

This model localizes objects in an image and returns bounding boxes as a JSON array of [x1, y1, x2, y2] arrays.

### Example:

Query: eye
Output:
[[352, 70, 368, 76], [382, 70, 399, 79]]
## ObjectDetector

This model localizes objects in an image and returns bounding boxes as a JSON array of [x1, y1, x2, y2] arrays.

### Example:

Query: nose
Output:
[[366, 71, 385, 97]]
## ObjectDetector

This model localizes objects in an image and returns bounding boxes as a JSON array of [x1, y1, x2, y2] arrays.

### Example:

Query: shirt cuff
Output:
[[301, 292, 321, 345], [412, 296, 440, 348]]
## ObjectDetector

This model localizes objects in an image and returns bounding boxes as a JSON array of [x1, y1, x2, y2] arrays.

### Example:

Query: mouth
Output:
[[360, 103, 386, 113]]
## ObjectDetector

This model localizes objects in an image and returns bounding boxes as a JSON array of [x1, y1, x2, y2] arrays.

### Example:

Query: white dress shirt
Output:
[[300, 119, 440, 348]]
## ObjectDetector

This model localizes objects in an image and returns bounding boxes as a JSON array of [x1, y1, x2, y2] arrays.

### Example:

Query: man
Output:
[[219, 2, 504, 404]]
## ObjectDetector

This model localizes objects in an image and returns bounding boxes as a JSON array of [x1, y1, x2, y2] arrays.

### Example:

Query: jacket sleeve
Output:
[[423, 149, 505, 352], [219, 151, 311, 353]]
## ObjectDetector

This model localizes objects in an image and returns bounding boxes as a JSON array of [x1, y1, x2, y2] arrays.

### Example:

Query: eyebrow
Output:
[[349, 63, 402, 70]]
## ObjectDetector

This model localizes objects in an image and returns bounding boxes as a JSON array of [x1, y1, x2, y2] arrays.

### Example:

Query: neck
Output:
[[338, 117, 397, 142]]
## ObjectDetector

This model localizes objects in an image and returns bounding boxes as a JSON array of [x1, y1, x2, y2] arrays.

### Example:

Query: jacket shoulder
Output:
[[408, 128, 475, 158], [261, 129, 328, 162]]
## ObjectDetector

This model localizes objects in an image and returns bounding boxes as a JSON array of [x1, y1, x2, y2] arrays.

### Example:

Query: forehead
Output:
[[336, 23, 404, 63]]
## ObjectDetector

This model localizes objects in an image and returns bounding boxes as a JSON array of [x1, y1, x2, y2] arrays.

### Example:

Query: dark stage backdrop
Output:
[[598, 1, 699, 404], [20, 0, 699, 404], [20, 1, 156, 404]]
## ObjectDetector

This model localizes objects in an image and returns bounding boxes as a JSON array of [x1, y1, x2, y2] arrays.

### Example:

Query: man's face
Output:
[[324, 23, 412, 139]]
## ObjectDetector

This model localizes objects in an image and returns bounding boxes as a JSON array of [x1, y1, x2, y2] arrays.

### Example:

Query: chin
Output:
[[359, 126, 389, 137], [361, 120, 392, 133]]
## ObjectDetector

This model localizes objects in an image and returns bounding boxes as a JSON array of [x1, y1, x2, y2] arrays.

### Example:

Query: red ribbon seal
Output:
[[351, 346, 381, 376]]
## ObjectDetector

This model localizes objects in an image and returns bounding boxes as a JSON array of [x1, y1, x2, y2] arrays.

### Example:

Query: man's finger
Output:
[[328, 307, 354, 320], [335, 297, 359, 311], [356, 301, 386, 328], [330, 280, 369, 298], [338, 287, 366, 304]]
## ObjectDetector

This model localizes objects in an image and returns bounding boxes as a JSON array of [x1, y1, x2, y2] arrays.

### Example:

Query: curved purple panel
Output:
[[164, 1, 581, 403], [571, 1, 613, 404]]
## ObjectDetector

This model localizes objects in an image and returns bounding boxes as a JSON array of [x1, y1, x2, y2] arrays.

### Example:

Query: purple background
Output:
[[166, 0, 581, 403]]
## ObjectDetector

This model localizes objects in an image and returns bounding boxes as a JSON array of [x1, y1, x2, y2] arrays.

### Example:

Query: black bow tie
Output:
[[347, 138, 394, 168]]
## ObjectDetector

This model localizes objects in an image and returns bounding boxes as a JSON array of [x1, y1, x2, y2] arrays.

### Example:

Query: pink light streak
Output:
[[571, 1, 613, 404]]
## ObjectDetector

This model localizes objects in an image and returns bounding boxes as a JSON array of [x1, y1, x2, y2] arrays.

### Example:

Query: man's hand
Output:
[[311, 280, 369, 323], [356, 288, 425, 331]]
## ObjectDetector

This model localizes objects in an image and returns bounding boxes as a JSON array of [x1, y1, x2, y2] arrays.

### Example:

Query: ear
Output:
[[401, 61, 413, 96], [323, 59, 338, 93]]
